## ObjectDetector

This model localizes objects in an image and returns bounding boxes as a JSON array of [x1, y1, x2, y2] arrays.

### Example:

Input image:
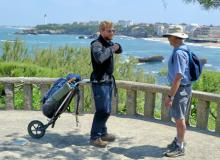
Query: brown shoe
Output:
[[90, 138, 108, 148], [101, 134, 116, 142]]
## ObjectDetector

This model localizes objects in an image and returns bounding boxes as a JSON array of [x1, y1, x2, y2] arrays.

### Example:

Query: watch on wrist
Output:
[[168, 95, 174, 101]]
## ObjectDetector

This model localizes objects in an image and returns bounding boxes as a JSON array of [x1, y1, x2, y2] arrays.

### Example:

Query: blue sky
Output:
[[0, 0, 220, 26]]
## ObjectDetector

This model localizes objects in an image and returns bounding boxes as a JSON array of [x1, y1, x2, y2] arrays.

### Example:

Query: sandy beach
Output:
[[144, 37, 220, 49]]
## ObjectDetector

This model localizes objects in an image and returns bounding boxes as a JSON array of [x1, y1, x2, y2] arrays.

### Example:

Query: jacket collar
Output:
[[98, 35, 114, 47]]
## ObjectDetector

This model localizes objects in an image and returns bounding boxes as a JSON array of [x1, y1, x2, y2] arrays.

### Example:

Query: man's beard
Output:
[[104, 36, 112, 41]]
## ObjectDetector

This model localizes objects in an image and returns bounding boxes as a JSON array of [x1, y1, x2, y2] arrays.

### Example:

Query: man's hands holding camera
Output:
[[113, 44, 120, 51], [113, 43, 122, 54]]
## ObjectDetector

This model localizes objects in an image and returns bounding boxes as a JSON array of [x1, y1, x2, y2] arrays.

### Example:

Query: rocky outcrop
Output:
[[138, 55, 164, 63], [200, 58, 208, 65]]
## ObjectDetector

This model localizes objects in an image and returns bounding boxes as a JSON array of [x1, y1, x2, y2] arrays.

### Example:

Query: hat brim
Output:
[[163, 33, 188, 39]]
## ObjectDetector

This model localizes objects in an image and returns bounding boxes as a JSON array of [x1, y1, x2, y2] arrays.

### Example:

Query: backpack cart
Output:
[[27, 75, 83, 139]]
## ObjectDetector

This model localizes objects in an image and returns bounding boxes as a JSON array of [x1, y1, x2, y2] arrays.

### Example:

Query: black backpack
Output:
[[172, 48, 203, 82]]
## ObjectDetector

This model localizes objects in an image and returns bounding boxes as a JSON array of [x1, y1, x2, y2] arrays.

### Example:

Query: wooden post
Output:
[[39, 84, 50, 99], [215, 102, 220, 133], [185, 98, 192, 126], [4, 83, 14, 110], [196, 100, 210, 129], [24, 84, 33, 110], [112, 88, 118, 114], [161, 93, 171, 122], [144, 91, 156, 118], [91, 87, 95, 113], [126, 89, 137, 115], [75, 85, 84, 113]]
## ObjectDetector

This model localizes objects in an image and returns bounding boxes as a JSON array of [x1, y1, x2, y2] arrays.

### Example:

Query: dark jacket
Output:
[[90, 35, 122, 82]]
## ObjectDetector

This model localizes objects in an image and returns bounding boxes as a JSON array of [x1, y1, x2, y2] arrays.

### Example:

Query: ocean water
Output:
[[1, 26, 220, 75]]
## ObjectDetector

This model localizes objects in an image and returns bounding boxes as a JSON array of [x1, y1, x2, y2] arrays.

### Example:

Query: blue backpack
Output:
[[173, 48, 203, 82], [41, 74, 81, 104], [41, 78, 67, 104]]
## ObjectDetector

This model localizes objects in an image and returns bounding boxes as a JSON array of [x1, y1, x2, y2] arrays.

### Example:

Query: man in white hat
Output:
[[163, 29, 192, 157]]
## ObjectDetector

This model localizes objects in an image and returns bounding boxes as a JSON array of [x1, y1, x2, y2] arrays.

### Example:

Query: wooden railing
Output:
[[0, 77, 220, 133]]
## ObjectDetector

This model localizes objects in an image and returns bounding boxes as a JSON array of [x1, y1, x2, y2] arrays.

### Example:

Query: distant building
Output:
[[192, 26, 220, 38], [185, 24, 200, 35], [72, 21, 79, 25], [88, 21, 100, 25], [155, 25, 165, 36], [136, 23, 150, 27], [117, 20, 133, 27], [163, 25, 184, 35], [44, 14, 47, 25], [209, 26, 220, 38], [170, 25, 184, 32], [78, 22, 88, 25]]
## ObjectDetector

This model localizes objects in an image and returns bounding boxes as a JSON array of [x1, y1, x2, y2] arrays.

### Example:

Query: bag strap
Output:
[[177, 48, 190, 54], [171, 48, 190, 63], [75, 88, 80, 127], [112, 75, 118, 97]]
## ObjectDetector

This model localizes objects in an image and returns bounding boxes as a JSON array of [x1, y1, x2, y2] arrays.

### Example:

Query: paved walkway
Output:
[[0, 111, 220, 160]]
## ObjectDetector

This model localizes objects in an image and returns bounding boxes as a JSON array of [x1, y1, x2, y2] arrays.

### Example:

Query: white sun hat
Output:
[[163, 27, 188, 39]]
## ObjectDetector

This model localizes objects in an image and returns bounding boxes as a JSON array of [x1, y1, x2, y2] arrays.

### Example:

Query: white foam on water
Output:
[[39, 41, 49, 44], [203, 46, 220, 49], [205, 64, 213, 67], [137, 63, 144, 65], [186, 42, 220, 49], [0, 40, 15, 43], [116, 35, 136, 40], [142, 38, 169, 44], [4, 26, 33, 30], [151, 71, 159, 74], [124, 59, 130, 63]]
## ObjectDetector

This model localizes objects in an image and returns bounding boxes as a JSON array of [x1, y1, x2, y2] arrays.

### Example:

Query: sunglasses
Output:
[[106, 29, 116, 33]]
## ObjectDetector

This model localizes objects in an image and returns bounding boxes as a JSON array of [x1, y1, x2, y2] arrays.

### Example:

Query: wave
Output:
[[39, 41, 49, 44], [0, 40, 15, 43], [205, 64, 213, 67], [152, 71, 159, 74], [4, 26, 32, 30], [143, 38, 220, 49], [142, 38, 169, 44], [137, 63, 144, 66], [116, 35, 136, 40], [186, 42, 220, 49], [185, 42, 203, 47], [143, 70, 160, 74], [203, 46, 220, 49]]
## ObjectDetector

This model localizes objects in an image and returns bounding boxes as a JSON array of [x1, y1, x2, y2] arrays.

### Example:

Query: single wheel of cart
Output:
[[28, 120, 46, 139]]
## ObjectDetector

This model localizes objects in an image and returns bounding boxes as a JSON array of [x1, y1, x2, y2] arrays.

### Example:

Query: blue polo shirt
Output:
[[167, 44, 191, 85]]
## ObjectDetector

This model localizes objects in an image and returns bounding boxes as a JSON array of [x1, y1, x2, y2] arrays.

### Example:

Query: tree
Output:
[[183, 0, 220, 9]]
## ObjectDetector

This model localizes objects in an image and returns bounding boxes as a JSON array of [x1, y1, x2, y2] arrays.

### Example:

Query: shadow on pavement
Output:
[[24, 130, 90, 148], [113, 114, 220, 138], [109, 145, 166, 159]]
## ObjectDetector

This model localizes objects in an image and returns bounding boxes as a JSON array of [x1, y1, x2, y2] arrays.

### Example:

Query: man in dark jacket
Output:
[[90, 21, 122, 148]]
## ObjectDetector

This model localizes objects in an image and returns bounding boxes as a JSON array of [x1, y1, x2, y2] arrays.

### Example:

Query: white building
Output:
[[156, 25, 165, 36], [88, 21, 100, 25], [44, 14, 47, 25], [185, 24, 200, 35], [117, 20, 133, 27], [193, 26, 220, 38], [164, 25, 184, 34]]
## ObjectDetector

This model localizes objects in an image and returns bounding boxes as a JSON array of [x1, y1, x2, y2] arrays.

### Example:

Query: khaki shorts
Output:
[[170, 85, 192, 120]]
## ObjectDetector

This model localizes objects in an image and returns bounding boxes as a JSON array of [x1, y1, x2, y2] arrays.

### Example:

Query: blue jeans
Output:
[[90, 82, 113, 140]]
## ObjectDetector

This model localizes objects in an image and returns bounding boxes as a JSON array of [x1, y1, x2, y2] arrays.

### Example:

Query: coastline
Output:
[[143, 37, 220, 49], [12, 25, 220, 49]]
